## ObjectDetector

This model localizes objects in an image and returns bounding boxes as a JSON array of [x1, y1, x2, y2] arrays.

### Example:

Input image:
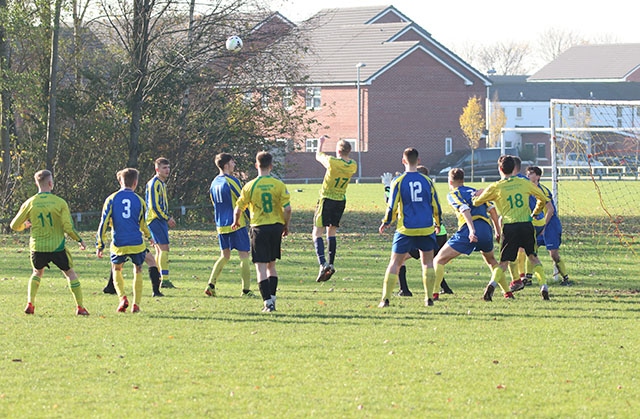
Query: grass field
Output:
[[1, 181, 639, 417]]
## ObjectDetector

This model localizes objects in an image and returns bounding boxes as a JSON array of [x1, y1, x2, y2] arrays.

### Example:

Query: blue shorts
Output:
[[536, 218, 562, 250], [111, 249, 148, 267], [148, 219, 170, 245], [448, 220, 494, 255], [392, 232, 437, 254], [218, 227, 250, 252]]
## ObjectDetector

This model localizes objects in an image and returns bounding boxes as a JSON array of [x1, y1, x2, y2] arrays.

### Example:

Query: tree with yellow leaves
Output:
[[459, 96, 485, 181], [488, 93, 507, 147]]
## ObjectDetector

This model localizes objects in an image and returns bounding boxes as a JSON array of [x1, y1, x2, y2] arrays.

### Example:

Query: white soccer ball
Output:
[[226, 35, 243, 52]]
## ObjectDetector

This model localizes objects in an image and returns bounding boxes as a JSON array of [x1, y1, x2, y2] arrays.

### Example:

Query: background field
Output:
[[1, 181, 639, 417]]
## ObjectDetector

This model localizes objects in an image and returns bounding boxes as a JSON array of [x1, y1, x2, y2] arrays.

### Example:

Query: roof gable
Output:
[[299, 5, 487, 85]]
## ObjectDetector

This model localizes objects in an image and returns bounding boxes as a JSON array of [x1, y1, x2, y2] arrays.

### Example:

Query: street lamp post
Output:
[[356, 62, 366, 181]]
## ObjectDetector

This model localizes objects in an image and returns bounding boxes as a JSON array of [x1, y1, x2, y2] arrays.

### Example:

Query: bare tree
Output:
[[45, 0, 63, 171], [478, 41, 530, 75], [98, 0, 274, 167], [536, 28, 586, 64], [0, 0, 14, 199], [454, 40, 530, 75]]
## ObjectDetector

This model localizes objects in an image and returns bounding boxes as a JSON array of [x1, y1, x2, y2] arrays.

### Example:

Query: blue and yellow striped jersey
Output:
[[447, 185, 492, 229], [145, 175, 170, 224], [96, 188, 151, 255], [317, 153, 357, 201], [10, 192, 82, 252], [382, 172, 442, 236], [210, 174, 248, 234], [473, 176, 548, 224], [236, 175, 290, 227]]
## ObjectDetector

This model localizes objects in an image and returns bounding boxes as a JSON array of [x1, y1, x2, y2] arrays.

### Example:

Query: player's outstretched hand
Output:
[[381, 172, 393, 187]]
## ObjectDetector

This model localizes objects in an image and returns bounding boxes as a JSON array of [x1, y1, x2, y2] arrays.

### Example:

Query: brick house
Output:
[[282, 5, 491, 180]]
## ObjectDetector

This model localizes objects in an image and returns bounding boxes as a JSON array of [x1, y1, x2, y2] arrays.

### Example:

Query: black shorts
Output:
[[500, 222, 536, 262], [250, 224, 283, 263], [314, 198, 346, 228], [31, 249, 73, 271]]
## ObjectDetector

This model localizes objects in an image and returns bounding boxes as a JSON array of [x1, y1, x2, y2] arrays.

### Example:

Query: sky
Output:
[[272, 0, 640, 49]]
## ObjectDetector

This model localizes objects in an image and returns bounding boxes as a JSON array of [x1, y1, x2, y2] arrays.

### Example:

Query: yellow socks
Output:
[[491, 266, 510, 294], [382, 271, 397, 301], [158, 250, 169, 283], [240, 257, 251, 291], [435, 263, 445, 291], [133, 270, 143, 305], [209, 256, 228, 286], [68, 279, 83, 307], [114, 269, 126, 297], [555, 259, 568, 278], [424, 268, 436, 299], [533, 264, 546, 286], [28, 275, 41, 304]]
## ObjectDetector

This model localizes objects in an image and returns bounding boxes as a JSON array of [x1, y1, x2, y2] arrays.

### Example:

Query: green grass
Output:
[[1, 182, 639, 417]]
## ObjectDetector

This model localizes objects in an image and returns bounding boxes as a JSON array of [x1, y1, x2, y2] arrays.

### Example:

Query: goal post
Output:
[[549, 99, 640, 257]]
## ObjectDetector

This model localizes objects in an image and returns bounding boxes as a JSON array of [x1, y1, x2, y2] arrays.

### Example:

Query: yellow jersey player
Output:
[[472, 155, 550, 300], [10, 170, 89, 316], [233, 151, 291, 312], [313, 135, 357, 282]]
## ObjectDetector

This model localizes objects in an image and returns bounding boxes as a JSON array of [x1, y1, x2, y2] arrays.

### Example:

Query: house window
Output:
[[261, 91, 269, 109], [305, 87, 321, 109], [516, 108, 522, 118], [617, 106, 624, 127], [445, 137, 452, 155], [568, 106, 575, 117], [305, 138, 318, 152], [524, 143, 534, 158], [537, 143, 546, 159], [282, 87, 293, 110]]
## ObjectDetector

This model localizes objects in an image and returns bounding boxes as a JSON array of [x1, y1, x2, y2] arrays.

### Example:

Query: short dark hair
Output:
[[256, 151, 273, 169], [416, 165, 429, 176], [117, 168, 139, 188], [513, 155, 522, 171], [155, 157, 170, 168], [215, 153, 233, 170], [499, 155, 515, 175], [527, 166, 542, 176], [403, 147, 419, 165], [449, 168, 465, 182]]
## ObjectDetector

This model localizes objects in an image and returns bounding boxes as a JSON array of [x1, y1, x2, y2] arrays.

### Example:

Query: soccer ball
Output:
[[225, 35, 243, 52]]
